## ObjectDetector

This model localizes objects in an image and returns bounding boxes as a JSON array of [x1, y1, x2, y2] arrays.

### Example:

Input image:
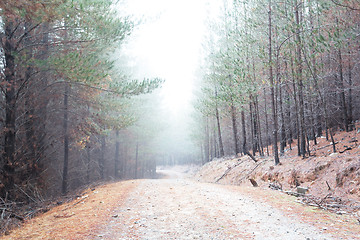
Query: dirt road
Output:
[[95, 178, 344, 239], [4, 170, 359, 239]]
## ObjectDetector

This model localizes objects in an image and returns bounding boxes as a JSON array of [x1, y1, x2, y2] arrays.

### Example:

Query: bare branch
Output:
[[330, 0, 360, 11]]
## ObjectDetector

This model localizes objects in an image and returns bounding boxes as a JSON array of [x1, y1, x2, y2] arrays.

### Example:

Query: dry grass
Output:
[[1, 180, 138, 240]]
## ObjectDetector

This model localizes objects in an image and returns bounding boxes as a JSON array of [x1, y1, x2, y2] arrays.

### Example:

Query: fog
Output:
[[113, 0, 221, 164]]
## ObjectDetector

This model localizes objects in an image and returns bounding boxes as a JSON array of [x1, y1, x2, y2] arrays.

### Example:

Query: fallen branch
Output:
[[317, 142, 339, 151], [62, 195, 89, 212], [285, 191, 303, 197], [326, 181, 332, 191], [1, 209, 25, 221], [318, 193, 332, 206], [14, 184, 37, 203], [215, 165, 237, 183], [215, 158, 247, 183], [237, 160, 266, 184], [339, 147, 352, 153]]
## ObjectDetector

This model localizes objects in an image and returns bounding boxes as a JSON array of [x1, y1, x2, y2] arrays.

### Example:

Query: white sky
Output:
[[122, 0, 213, 115]]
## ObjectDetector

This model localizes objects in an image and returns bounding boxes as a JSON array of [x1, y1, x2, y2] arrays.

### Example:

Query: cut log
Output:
[[249, 178, 258, 187]]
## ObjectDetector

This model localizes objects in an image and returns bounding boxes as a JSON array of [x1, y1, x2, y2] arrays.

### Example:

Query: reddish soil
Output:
[[195, 126, 360, 227]]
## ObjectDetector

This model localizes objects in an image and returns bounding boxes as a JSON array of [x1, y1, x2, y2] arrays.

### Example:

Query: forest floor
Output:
[[1, 127, 360, 239]]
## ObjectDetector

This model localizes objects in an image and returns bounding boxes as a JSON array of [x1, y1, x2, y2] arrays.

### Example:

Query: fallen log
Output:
[[245, 150, 257, 163]]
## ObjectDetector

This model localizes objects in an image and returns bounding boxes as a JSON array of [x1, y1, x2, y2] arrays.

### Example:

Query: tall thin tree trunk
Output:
[[268, 0, 280, 165], [86, 144, 91, 184], [284, 59, 293, 150], [249, 99, 256, 156], [24, 21, 37, 168], [2, 19, 17, 198], [290, 52, 301, 156], [213, 126, 218, 158], [215, 88, 225, 157], [135, 142, 139, 179], [336, 38, 349, 132], [347, 45, 353, 131], [295, 1, 306, 157], [215, 107, 224, 157], [253, 61, 264, 156], [230, 100, 240, 155], [308, 1, 323, 138], [241, 110, 247, 155], [263, 88, 270, 156], [62, 83, 70, 195], [99, 136, 105, 179], [114, 130, 119, 178], [286, 89, 293, 150], [255, 96, 264, 156], [200, 144, 204, 165], [279, 83, 286, 155], [210, 123, 214, 160], [241, 110, 257, 162], [309, 97, 317, 145], [204, 117, 210, 162]]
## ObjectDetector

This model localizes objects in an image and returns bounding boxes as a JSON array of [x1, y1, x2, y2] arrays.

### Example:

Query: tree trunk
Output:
[[210, 123, 214, 160], [114, 130, 120, 178], [249, 99, 256, 156], [268, 0, 280, 165], [336, 40, 349, 132], [241, 110, 247, 155], [279, 83, 286, 155], [295, 1, 306, 157], [2, 19, 17, 198], [99, 136, 105, 179], [284, 59, 293, 150], [215, 88, 225, 157], [255, 96, 264, 156], [230, 100, 240, 155], [86, 144, 91, 184], [135, 142, 139, 179], [36, 22, 50, 164], [62, 83, 70, 195], [263, 88, 270, 156], [309, 97, 317, 145], [204, 117, 210, 162], [347, 44, 353, 131], [242, 110, 257, 162], [24, 21, 37, 167]]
